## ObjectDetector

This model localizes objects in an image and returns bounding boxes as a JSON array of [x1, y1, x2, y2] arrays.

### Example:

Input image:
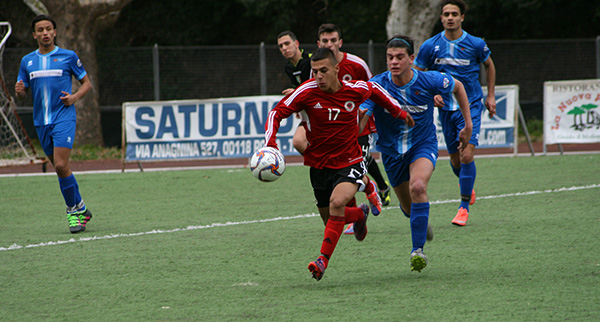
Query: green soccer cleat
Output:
[[68, 213, 84, 234], [379, 184, 391, 207], [410, 248, 428, 272]]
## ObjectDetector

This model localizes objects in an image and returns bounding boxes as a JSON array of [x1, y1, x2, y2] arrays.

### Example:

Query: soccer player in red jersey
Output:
[[265, 47, 414, 281]]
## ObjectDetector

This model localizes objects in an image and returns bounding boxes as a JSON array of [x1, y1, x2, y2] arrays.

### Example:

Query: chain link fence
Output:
[[3, 38, 598, 146]]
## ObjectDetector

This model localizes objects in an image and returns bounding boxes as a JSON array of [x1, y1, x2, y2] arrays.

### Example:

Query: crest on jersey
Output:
[[77, 59, 82, 67], [344, 101, 355, 112], [342, 74, 353, 81]]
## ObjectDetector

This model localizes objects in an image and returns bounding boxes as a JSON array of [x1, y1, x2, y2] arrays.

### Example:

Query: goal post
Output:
[[0, 21, 43, 167]]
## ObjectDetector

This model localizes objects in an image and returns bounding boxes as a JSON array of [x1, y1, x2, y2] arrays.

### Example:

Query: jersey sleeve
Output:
[[476, 38, 492, 64], [436, 72, 456, 96], [70, 51, 87, 80], [414, 40, 433, 70]]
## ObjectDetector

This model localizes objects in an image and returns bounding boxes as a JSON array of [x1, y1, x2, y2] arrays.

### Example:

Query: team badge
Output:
[[344, 101, 355, 112]]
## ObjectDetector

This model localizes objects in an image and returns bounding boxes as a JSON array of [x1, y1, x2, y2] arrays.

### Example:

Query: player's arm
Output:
[[368, 82, 414, 127], [483, 56, 497, 118], [60, 75, 92, 106], [452, 79, 472, 150]]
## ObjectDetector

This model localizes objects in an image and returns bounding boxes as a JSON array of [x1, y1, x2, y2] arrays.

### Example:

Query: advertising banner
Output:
[[543, 79, 600, 145], [432, 85, 518, 150], [123, 96, 300, 161]]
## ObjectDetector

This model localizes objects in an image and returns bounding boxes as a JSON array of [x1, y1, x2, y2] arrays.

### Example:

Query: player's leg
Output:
[[407, 158, 434, 272], [52, 120, 91, 233], [359, 134, 390, 206]]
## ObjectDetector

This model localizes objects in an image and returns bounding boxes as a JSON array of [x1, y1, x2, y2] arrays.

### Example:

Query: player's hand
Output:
[[282, 88, 294, 96], [405, 113, 415, 127], [60, 91, 76, 106], [457, 127, 472, 151], [14, 80, 25, 97], [434, 94, 444, 108], [486, 96, 496, 118]]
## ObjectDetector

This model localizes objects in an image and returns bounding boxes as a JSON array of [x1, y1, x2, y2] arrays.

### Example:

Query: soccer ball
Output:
[[249, 147, 286, 182]]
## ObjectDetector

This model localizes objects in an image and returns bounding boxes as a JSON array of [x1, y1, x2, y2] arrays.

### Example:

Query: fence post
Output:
[[153, 43, 160, 101], [368, 39, 374, 71], [260, 42, 267, 95]]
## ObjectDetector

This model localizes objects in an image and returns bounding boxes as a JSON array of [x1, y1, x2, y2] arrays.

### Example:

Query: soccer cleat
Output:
[[366, 184, 382, 216], [308, 256, 327, 281], [354, 203, 369, 241], [79, 209, 92, 228], [470, 189, 476, 205], [410, 248, 428, 272], [344, 223, 354, 235], [379, 185, 391, 207], [68, 213, 84, 233], [452, 207, 469, 226], [426, 223, 434, 241]]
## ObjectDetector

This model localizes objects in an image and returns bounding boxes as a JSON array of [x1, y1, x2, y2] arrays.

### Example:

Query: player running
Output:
[[414, 0, 497, 226], [15, 15, 93, 234], [265, 47, 414, 281], [360, 35, 472, 272]]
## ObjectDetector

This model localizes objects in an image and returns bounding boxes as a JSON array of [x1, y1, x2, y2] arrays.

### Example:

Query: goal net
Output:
[[0, 22, 42, 166]]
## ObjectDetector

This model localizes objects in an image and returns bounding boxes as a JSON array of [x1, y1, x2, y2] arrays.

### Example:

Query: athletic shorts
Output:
[[35, 119, 77, 156], [310, 161, 367, 208], [357, 134, 372, 159], [439, 99, 483, 154], [381, 138, 438, 187]]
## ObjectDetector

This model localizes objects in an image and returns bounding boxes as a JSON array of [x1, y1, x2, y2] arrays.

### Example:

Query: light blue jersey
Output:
[[17, 46, 87, 126], [414, 31, 490, 110], [361, 69, 455, 157]]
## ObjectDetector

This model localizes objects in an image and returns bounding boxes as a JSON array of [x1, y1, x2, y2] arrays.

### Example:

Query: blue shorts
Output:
[[439, 99, 483, 154], [381, 138, 438, 187], [35, 119, 76, 156]]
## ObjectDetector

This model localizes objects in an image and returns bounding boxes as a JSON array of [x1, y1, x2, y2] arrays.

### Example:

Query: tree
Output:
[[21, 0, 134, 146], [386, 0, 439, 49]]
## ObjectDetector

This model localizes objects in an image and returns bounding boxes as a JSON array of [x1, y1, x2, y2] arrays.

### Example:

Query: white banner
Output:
[[122, 96, 300, 161], [431, 85, 518, 150], [543, 79, 600, 144]]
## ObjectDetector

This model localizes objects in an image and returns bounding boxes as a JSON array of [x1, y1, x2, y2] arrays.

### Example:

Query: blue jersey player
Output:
[[15, 15, 92, 234], [360, 35, 472, 272], [414, 0, 496, 227]]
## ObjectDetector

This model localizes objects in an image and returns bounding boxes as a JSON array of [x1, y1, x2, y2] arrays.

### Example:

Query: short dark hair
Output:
[[277, 31, 297, 42], [31, 14, 56, 32], [440, 0, 467, 15], [317, 23, 342, 40], [311, 47, 337, 65], [386, 35, 414, 55]]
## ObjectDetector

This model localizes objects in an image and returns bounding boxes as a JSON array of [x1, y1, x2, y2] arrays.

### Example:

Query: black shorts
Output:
[[310, 161, 368, 208]]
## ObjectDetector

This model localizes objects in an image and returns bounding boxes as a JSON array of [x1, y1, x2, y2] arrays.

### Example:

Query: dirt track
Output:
[[1, 142, 599, 175]]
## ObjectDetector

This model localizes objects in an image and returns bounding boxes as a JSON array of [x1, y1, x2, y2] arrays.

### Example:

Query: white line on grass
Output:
[[1, 183, 599, 252]]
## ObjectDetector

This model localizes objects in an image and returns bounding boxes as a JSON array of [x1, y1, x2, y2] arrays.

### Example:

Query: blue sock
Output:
[[450, 161, 461, 178], [410, 202, 429, 252], [58, 174, 82, 211], [459, 161, 476, 210]]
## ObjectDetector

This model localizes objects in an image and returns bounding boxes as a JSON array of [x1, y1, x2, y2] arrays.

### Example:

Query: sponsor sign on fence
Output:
[[543, 79, 600, 146], [123, 86, 520, 163]]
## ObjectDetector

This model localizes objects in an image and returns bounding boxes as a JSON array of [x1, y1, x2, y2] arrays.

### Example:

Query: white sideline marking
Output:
[[1, 183, 599, 252]]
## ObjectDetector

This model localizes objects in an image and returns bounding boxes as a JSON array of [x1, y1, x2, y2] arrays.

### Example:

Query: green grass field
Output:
[[1, 153, 599, 321]]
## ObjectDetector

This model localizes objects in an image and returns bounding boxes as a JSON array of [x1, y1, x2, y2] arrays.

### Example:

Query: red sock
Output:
[[320, 216, 345, 259], [364, 178, 376, 195], [344, 206, 364, 224]]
